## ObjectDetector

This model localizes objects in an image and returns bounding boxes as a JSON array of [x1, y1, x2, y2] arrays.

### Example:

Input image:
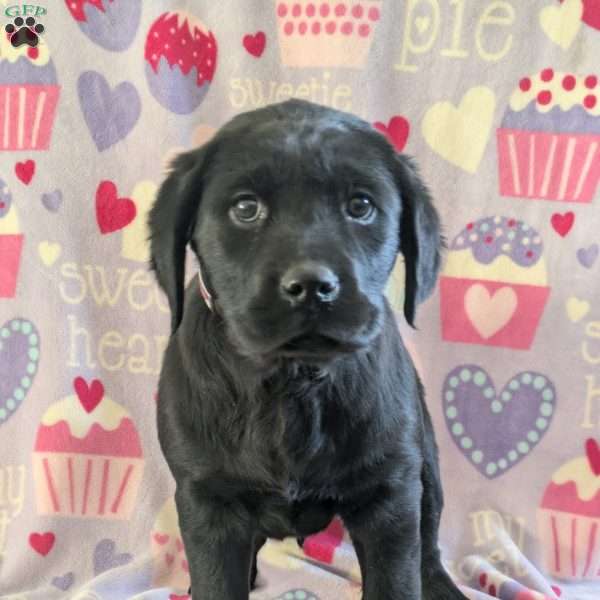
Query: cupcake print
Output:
[[0, 180, 23, 298], [497, 69, 600, 203], [0, 21, 60, 150], [440, 216, 550, 350], [32, 377, 144, 519], [276, 1, 382, 68], [537, 439, 600, 581], [65, 0, 142, 51], [144, 12, 217, 115], [150, 496, 190, 592]]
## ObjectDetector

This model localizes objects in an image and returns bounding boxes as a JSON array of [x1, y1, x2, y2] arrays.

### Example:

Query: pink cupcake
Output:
[[440, 216, 550, 350], [497, 69, 600, 203], [0, 180, 23, 298], [276, 1, 382, 68], [144, 12, 217, 114], [32, 377, 144, 520], [0, 25, 60, 151], [65, 0, 142, 51], [537, 439, 600, 581]]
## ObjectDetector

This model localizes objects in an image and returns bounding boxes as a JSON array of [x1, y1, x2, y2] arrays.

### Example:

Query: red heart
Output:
[[169, 595, 189, 600], [560, 0, 600, 30], [585, 438, 600, 476], [373, 116, 410, 152], [551, 212, 574, 237], [243, 31, 266, 57], [154, 533, 169, 545], [15, 160, 35, 185], [73, 376, 104, 413], [303, 517, 345, 564], [95, 180, 137, 234], [29, 532, 55, 556]]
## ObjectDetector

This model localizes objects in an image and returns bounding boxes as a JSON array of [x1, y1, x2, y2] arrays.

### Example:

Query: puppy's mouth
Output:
[[277, 333, 362, 359]]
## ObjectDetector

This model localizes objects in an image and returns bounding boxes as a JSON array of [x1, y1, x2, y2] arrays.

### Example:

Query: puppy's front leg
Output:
[[175, 484, 254, 600], [344, 485, 422, 600]]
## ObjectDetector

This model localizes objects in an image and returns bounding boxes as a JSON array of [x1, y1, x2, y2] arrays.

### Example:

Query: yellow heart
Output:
[[539, 0, 583, 50], [422, 86, 496, 173], [38, 241, 61, 266], [566, 296, 590, 323]]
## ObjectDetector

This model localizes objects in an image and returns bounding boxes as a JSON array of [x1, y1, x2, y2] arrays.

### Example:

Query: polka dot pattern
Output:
[[443, 365, 556, 479], [0, 319, 40, 424], [144, 12, 217, 86], [450, 216, 543, 267], [509, 69, 600, 115], [278, 1, 380, 38]]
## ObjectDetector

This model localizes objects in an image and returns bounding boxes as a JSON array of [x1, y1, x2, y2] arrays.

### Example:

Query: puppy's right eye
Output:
[[230, 195, 264, 224]]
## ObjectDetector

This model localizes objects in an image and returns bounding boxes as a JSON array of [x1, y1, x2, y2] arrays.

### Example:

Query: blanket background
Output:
[[0, 1, 599, 599]]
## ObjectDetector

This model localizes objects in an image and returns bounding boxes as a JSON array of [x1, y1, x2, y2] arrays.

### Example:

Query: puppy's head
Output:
[[149, 100, 441, 364]]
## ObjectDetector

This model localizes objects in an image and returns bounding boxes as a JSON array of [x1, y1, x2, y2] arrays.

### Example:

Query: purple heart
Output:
[[78, 71, 141, 152], [93, 538, 133, 576], [51, 572, 74, 591], [577, 244, 598, 269], [0, 319, 40, 426], [443, 365, 556, 479], [41, 189, 62, 212]]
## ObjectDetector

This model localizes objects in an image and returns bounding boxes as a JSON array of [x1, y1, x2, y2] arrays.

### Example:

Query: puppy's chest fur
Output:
[[264, 364, 392, 498], [243, 366, 385, 536]]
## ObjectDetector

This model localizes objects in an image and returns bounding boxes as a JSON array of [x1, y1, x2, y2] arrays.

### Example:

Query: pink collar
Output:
[[198, 266, 213, 311]]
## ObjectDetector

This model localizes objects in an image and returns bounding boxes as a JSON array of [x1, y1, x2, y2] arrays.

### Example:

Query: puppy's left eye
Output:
[[346, 196, 375, 221]]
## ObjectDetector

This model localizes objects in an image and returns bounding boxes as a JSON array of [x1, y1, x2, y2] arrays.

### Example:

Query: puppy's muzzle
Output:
[[280, 261, 340, 308]]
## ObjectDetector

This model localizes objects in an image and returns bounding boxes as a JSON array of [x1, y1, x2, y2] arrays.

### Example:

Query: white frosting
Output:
[[0, 203, 19, 235], [509, 71, 600, 116], [443, 249, 548, 286], [0, 23, 51, 66], [40, 394, 130, 438], [552, 457, 600, 502]]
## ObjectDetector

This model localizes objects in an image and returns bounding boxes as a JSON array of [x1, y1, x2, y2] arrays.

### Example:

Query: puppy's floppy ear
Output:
[[148, 145, 212, 334], [394, 155, 443, 327]]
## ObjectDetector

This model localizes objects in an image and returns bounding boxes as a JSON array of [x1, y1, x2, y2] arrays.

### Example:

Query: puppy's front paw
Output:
[[422, 568, 469, 600]]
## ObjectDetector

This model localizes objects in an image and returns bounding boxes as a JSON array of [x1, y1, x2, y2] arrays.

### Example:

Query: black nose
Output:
[[280, 262, 340, 306]]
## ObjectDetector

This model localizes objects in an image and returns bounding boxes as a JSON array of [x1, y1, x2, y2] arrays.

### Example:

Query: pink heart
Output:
[[243, 31, 266, 57], [176, 537, 184, 553], [551, 212, 574, 237], [165, 553, 174, 567], [29, 532, 55, 556], [181, 559, 189, 572], [95, 180, 137, 234], [169, 594, 189, 600], [373, 116, 410, 152], [73, 376, 104, 413], [15, 160, 35, 185], [585, 438, 600, 476], [153, 533, 169, 545]]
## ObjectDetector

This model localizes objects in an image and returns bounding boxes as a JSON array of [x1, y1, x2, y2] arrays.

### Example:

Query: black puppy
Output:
[[149, 99, 467, 600]]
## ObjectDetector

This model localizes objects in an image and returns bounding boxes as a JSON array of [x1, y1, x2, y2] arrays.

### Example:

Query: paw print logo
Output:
[[5, 16, 44, 48]]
